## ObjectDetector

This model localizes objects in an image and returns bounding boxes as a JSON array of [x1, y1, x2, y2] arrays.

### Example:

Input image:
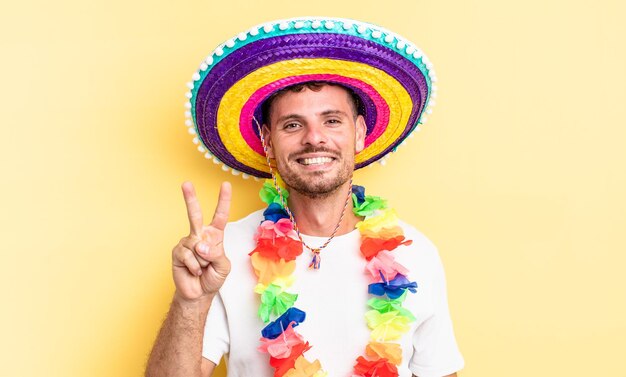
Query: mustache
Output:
[[288, 146, 341, 160]]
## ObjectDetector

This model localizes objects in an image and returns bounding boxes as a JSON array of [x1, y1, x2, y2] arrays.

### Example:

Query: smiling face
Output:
[[263, 84, 367, 198]]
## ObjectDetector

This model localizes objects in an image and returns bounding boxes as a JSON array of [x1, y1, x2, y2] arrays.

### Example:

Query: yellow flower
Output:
[[358, 225, 404, 240], [365, 310, 412, 341], [356, 209, 399, 234], [253, 274, 295, 293]]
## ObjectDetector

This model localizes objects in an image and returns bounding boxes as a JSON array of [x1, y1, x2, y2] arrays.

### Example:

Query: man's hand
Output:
[[172, 181, 232, 303]]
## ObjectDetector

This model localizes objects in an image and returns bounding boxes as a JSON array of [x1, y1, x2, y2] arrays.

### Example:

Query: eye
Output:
[[283, 122, 301, 130], [326, 118, 342, 126]]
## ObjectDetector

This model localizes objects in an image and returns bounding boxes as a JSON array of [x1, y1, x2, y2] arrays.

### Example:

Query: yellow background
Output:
[[1, 0, 625, 376]]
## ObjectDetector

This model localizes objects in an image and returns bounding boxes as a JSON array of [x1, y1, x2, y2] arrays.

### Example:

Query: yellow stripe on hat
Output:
[[217, 58, 413, 173]]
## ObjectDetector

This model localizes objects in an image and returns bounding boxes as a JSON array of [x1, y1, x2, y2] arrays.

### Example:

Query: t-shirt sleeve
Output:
[[202, 293, 230, 365], [409, 246, 464, 377]]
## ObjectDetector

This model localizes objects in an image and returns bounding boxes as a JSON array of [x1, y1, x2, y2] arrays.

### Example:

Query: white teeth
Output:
[[301, 157, 332, 165]]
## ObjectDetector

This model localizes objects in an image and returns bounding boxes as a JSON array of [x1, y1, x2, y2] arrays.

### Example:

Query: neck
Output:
[[285, 180, 360, 237]]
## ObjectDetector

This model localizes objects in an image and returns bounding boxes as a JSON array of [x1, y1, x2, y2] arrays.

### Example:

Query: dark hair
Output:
[[261, 81, 362, 127]]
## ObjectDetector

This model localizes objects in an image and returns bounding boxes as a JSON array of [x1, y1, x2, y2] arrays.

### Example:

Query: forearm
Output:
[[146, 293, 214, 377]]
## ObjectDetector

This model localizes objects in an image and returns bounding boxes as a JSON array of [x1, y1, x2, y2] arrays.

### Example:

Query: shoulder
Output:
[[224, 208, 265, 237], [222, 209, 264, 262], [395, 219, 447, 279], [220, 209, 265, 296], [397, 220, 440, 258]]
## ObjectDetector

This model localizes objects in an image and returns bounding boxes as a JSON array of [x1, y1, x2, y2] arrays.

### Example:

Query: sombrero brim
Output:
[[185, 17, 437, 179]]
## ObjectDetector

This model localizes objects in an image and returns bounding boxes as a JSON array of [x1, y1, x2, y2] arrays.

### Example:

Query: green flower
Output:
[[367, 291, 415, 321], [257, 283, 298, 323], [259, 180, 289, 207], [353, 194, 388, 217]]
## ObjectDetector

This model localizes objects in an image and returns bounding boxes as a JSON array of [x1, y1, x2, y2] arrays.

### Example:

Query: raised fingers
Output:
[[182, 181, 203, 236], [210, 182, 232, 231]]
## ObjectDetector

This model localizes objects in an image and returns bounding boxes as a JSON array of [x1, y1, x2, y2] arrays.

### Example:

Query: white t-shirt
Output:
[[202, 210, 464, 377]]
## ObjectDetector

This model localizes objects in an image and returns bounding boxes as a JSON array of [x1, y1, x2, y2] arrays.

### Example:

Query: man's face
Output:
[[263, 84, 366, 198]]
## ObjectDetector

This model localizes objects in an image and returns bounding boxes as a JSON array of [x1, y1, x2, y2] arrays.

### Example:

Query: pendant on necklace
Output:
[[308, 249, 321, 270]]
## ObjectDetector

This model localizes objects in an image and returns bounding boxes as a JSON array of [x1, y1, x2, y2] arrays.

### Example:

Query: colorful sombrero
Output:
[[185, 17, 437, 179]]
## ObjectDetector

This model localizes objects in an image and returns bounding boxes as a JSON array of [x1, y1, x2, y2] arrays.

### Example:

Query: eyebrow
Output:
[[319, 109, 349, 117], [275, 114, 304, 124], [275, 110, 349, 124]]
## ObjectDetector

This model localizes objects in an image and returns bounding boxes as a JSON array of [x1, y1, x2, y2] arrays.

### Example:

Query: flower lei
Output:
[[250, 181, 417, 377]]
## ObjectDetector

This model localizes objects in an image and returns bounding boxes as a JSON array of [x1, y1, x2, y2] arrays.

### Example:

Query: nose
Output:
[[301, 123, 328, 146]]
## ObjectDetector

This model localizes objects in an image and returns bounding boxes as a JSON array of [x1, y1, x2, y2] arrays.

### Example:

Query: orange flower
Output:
[[283, 355, 324, 377], [251, 253, 296, 285], [360, 236, 412, 260], [365, 342, 402, 365]]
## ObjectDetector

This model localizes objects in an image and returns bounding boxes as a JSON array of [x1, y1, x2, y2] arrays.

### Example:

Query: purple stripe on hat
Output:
[[195, 33, 429, 176]]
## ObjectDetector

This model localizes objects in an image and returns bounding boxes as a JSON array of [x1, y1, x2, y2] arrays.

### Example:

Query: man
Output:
[[146, 18, 463, 377]]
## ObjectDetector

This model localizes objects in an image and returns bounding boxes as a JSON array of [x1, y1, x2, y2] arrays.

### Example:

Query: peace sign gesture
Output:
[[171, 181, 232, 303]]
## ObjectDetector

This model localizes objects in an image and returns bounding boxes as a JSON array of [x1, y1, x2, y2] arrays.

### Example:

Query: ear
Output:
[[355, 115, 366, 153], [261, 124, 274, 158]]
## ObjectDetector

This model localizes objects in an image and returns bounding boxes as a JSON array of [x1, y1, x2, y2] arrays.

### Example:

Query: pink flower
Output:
[[255, 219, 299, 241], [365, 250, 409, 283], [258, 322, 305, 359]]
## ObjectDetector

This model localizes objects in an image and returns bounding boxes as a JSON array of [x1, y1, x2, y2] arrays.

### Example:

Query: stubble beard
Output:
[[276, 148, 355, 199]]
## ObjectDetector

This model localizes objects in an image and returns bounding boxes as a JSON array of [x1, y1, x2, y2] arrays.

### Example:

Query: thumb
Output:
[[200, 241, 231, 293]]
